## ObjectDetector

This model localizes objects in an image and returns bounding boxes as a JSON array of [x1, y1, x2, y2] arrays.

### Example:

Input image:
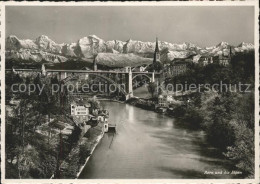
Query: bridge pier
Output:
[[41, 64, 46, 76], [151, 72, 155, 83], [126, 70, 133, 99], [59, 72, 61, 80], [59, 72, 67, 80]]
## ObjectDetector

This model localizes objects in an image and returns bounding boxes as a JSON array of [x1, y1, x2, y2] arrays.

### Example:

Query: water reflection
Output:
[[126, 104, 134, 122]]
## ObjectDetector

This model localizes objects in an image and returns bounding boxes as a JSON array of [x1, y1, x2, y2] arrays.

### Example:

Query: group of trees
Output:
[[5, 71, 103, 178], [167, 51, 255, 177], [5, 73, 72, 178]]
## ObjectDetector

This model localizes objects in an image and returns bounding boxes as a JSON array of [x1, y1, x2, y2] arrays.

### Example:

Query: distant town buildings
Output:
[[203, 46, 233, 66], [163, 46, 233, 77]]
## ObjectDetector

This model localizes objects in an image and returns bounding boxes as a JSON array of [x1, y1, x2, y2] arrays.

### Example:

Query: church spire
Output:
[[153, 37, 160, 64], [155, 37, 159, 53]]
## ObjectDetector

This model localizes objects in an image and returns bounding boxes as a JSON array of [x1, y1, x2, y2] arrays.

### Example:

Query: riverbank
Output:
[[76, 129, 104, 178], [126, 97, 156, 111], [58, 121, 105, 178], [97, 98, 125, 104]]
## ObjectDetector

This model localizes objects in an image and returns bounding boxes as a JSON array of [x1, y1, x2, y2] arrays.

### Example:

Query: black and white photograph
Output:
[[1, 1, 259, 182]]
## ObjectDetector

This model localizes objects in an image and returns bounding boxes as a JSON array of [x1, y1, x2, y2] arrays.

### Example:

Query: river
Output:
[[79, 101, 236, 179]]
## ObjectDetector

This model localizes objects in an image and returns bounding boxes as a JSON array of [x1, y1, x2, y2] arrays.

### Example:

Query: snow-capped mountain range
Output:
[[6, 35, 254, 64]]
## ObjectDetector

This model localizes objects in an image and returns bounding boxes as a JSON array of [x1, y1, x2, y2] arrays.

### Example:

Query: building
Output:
[[81, 67, 91, 80], [104, 121, 109, 132], [198, 56, 213, 66], [165, 59, 191, 77], [158, 93, 175, 108], [171, 61, 187, 76], [213, 46, 233, 66], [158, 95, 168, 107], [125, 66, 132, 73], [218, 55, 229, 66], [60, 72, 67, 80], [153, 37, 160, 64], [71, 102, 91, 121], [97, 115, 109, 132], [132, 65, 148, 72], [139, 65, 148, 72], [96, 109, 109, 132]]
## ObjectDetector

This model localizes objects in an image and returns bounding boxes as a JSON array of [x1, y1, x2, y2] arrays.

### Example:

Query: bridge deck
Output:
[[6, 69, 160, 75]]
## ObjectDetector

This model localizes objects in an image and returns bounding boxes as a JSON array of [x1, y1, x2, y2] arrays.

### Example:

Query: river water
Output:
[[79, 101, 236, 179]]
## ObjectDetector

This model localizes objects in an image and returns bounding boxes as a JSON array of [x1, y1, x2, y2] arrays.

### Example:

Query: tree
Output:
[[17, 145, 40, 178], [193, 92, 202, 108], [225, 120, 254, 177], [14, 74, 23, 84], [205, 96, 236, 150], [147, 82, 157, 98], [88, 98, 101, 114], [153, 62, 163, 72]]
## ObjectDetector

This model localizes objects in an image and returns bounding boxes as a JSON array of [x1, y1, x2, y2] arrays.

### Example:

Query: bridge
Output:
[[6, 67, 159, 100]]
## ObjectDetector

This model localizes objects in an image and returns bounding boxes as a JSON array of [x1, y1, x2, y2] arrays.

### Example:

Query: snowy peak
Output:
[[35, 35, 53, 48], [77, 35, 107, 57], [36, 35, 64, 53], [237, 42, 254, 49], [6, 35, 21, 50], [88, 34, 103, 41], [61, 43, 77, 57], [216, 41, 229, 48], [6, 35, 38, 50], [105, 40, 126, 53]]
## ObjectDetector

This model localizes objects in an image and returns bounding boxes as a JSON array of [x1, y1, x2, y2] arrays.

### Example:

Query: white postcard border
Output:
[[0, 1, 259, 184]]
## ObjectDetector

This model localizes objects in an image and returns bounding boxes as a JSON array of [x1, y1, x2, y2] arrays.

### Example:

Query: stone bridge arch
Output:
[[132, 73, 153, 83], [61, 73, 128, 96]]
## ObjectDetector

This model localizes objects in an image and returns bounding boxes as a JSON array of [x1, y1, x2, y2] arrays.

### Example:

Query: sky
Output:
[[6, 6, 254, 47]]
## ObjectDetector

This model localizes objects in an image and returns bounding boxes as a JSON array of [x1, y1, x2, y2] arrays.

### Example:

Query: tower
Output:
[[153, 37, 160, 64], [93, 55, 97, 71], [41, 64, 46, 76]]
